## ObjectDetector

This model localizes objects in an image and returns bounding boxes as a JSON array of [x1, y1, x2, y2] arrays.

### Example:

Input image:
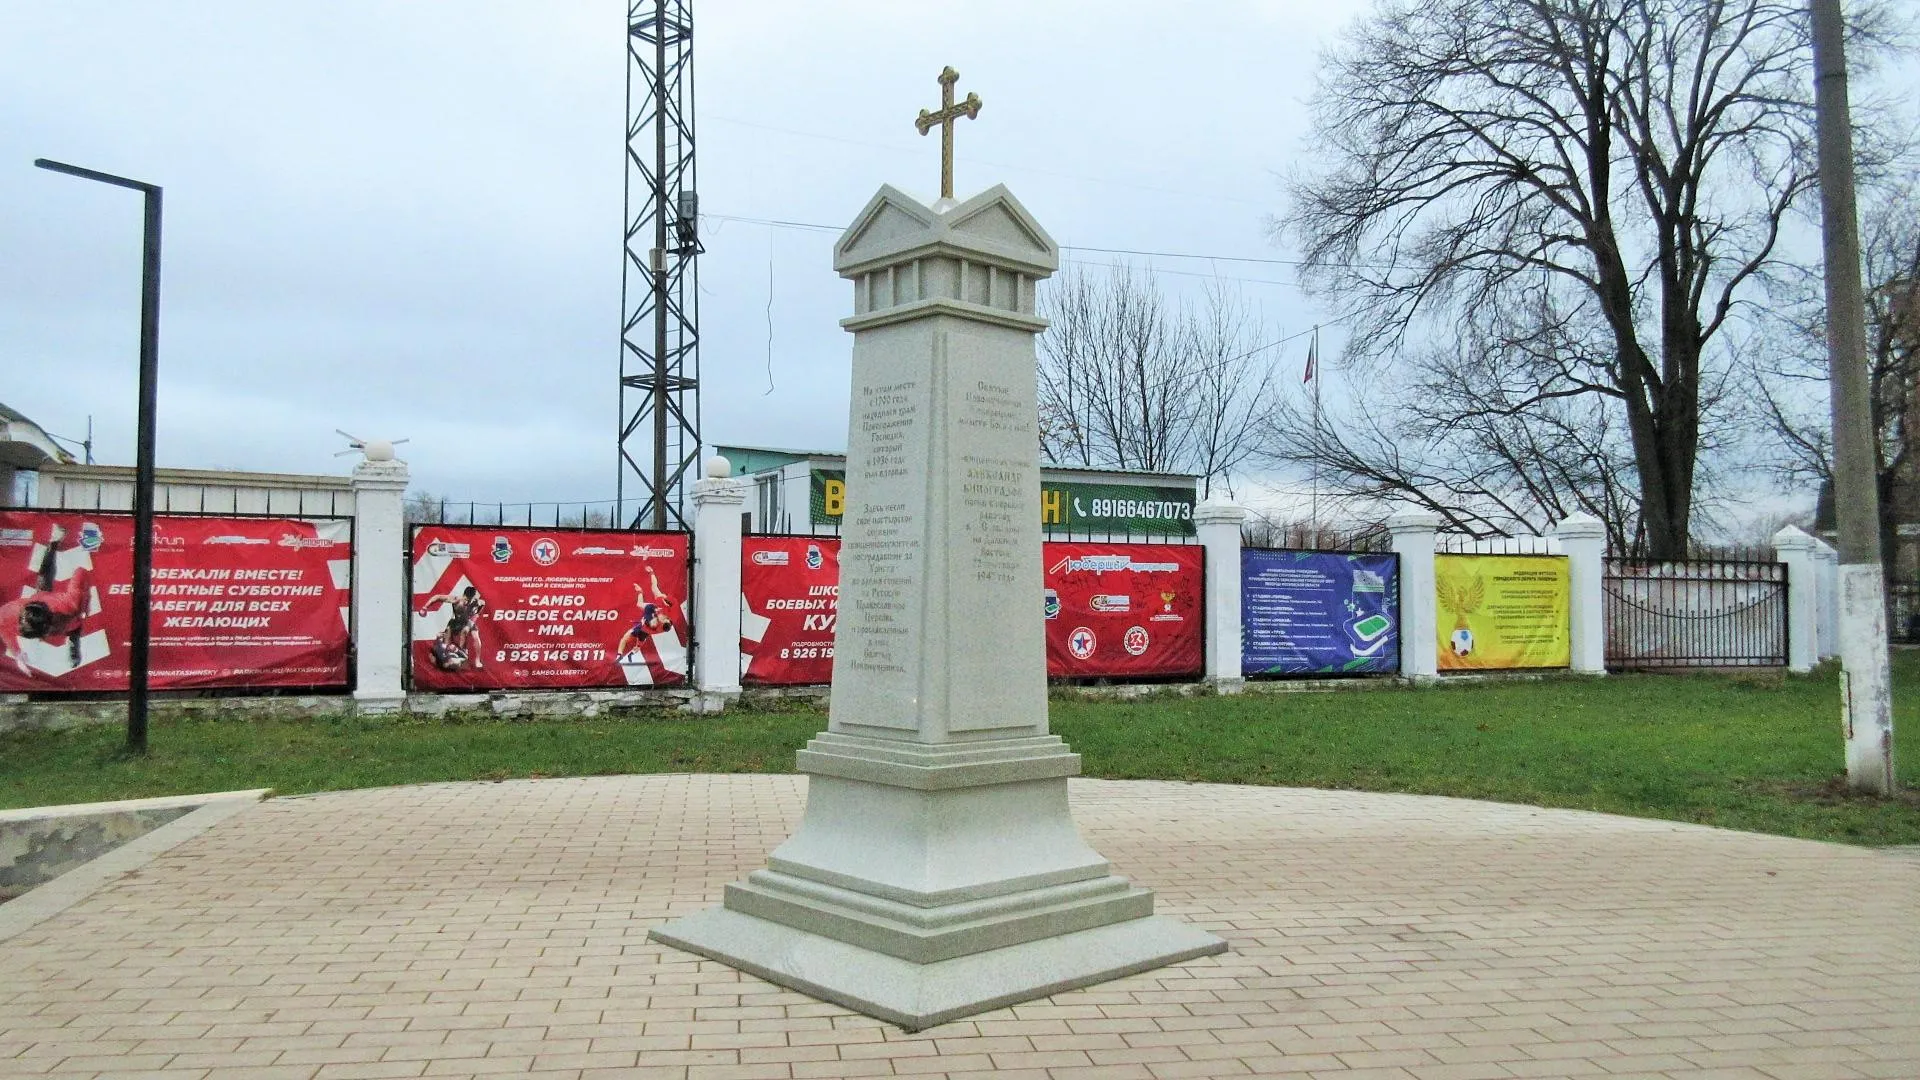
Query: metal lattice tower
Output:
[[618, 0, 700, 530]]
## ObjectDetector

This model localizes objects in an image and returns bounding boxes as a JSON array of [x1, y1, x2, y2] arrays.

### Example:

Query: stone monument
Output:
[[650, 67, 1226, 1030]]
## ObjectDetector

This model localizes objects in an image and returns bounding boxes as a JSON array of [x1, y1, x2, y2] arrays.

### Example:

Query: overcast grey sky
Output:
[[1, 1, 1369, 506]]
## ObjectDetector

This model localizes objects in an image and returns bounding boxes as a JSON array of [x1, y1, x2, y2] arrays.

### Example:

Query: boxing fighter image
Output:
[[420, 585, 487, 671], [0, 525, 94, 676], [615, 565, 676, 664]]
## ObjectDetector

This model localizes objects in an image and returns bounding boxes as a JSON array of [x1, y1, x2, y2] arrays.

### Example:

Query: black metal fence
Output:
[[1436, 532, 1558, 555], [1242, 520, 1391, 553], [1889, 583, 1920, 644], [1603, 556, 1787, 669], [403, 498, 621, 529]]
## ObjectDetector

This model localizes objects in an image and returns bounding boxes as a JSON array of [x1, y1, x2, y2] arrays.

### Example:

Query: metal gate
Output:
[[1603, 557, 1788, 669]]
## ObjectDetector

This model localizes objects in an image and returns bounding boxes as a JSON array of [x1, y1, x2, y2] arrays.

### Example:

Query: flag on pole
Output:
[[1302, 327, 1319, 383]]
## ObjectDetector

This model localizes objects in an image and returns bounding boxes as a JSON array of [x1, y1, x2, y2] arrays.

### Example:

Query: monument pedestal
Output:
[[652, 735, 1222, 1029], [651, 185, 1225, 1029]]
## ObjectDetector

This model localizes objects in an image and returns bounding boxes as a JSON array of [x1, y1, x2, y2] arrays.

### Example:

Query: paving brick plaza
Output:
[[3, 775, 1917, 1079]]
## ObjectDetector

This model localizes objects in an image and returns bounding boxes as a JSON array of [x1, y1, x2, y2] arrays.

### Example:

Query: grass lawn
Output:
[[4, 659, 1918, 845]]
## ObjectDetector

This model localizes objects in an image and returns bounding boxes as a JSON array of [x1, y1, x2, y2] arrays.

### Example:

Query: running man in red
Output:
[[615, 566, 676, 664], [0, 526, 94, 676]]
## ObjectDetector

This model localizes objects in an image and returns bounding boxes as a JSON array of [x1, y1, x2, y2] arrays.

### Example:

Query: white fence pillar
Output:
[[1193, 499, 1247, 693], [349, 452, 410, 712], [690, 460, 749, 709], [1554, 511, 1608, 675], [1773, 525, 1819, 674], [1387, 509, 1440, 681], [1813, 538, 1839, 661]]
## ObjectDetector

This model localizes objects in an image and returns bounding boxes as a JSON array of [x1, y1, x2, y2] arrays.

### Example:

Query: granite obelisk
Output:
[[650, 71, 1225, 1030]]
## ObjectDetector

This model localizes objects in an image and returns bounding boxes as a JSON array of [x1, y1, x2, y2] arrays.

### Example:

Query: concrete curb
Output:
[[0, 789, 268, 945]]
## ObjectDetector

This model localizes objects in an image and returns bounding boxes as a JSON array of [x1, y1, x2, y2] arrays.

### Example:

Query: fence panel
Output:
[[1435, 553, 1571, 670], [1890, 582, 1920, 645], [406, 524, 692, 691], [1602, 557, 1786, 669], [0, 508, 353, 693], [740, 536, 839, 687], [734, 537, 1204, 685], [1241, 549, 1400, 677]]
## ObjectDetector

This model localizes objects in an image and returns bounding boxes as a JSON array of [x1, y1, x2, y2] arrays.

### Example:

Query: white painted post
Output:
[[1813, 538, 1839, 661], [1554, 511, 1608, 675], [349, 450, 410, 712], [1193, 499, 1247, 694], [690, 459, 749, 710], [1387, 509, 1440, 682], [1773, 525, 1819, 674]]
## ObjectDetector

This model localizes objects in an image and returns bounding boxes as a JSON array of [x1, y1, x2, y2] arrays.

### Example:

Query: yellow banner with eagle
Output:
[[1434, 554, 1570, 670]]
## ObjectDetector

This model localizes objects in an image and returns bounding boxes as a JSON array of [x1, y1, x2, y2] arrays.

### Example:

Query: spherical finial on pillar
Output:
[[704, 456, 732, 479], [362, 439, 395, 463]]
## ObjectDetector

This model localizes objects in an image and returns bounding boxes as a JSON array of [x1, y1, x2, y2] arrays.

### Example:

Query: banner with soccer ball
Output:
[[0, 510, 351, 692], [1434, 554, 1571, 670], [408, 525, 691, 691], [1042, 542, 1204, 678]]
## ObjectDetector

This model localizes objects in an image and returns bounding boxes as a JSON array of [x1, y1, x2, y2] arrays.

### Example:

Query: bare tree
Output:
[[1262, 307, 1647, 550], [1037, 265, 1195, 474], [403, 489, 444, 525], [1755, 171, 1920, 567], [1282, 0, 1898, 558], [1186, 283, 1281, 498], [1241, 507, 1387, 551], [1038, 265, 1279, 496]]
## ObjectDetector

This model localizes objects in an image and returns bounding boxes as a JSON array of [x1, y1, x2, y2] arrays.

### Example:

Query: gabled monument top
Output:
[[833, 183, 1059, 280]]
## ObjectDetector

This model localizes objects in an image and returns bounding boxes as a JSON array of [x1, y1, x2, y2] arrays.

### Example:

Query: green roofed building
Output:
[[713, 444, 1199, 539]]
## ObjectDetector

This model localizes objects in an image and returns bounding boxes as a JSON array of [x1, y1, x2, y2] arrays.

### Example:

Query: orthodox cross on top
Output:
[[914, 66, 981, 202]]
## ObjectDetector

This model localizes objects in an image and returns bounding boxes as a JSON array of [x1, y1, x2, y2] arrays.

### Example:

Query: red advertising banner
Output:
[[730, 538, 1203, 684], [739, 536, 839, 686], [408, 526, 690, 691], [1043, 542, 1204, 678], [0, 510, 352, 692]]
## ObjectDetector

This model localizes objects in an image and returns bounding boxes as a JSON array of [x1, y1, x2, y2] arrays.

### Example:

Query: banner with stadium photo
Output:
[[1241, 550, 1400, 676], [1043, 542, 1204, 678], [739, 536, 840, 686], [408, 526, 691, 691], [0, 510, 352, 693]]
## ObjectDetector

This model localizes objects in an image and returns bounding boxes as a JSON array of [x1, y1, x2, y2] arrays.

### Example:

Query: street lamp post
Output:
[[34, 158, 162, 755]]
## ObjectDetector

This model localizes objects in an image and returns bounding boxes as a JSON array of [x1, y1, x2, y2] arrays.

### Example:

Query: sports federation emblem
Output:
[[530, 537, 560, 566], [1067, 626, 1097, 660], [806, 543, 823, 570], [1150, 588, 1183, 623], [491, 536, 513, 563], [1123, 625, 1151, 656], [1043, 588, 1060, 620]]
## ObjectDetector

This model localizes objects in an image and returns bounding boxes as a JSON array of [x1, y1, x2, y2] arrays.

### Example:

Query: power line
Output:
[[707, 113, 1271, 209], [704, 211, 1339, 284], [1059, 256, 1297, 289], [701, 210, 1379, 379]]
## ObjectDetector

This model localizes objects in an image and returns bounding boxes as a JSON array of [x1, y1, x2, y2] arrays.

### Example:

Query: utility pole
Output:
[[1810, 0, 1895, 793], [617, 1, 701, 532]]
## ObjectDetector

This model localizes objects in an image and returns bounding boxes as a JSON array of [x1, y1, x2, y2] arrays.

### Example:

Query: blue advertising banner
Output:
[[1242, 550, 1400, 676]]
